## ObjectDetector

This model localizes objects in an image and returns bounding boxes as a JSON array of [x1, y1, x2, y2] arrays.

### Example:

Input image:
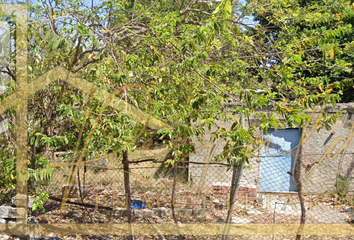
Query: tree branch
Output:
[[73, 58, 100, 73], [71, 36, 82, 67]]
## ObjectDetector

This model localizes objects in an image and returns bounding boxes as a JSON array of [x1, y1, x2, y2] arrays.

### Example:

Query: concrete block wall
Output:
[[300, 104, 354, 194], [189, 117, 261, 192], [190, 103, 354, 195]]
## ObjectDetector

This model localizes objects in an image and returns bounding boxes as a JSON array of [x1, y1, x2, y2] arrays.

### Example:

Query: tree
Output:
[[251, 0, 354, 102], [0, 0, 350, 234]]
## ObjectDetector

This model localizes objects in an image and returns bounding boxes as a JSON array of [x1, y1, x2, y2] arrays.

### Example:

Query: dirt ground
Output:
[[25, 147, 354, 239], [28, 181, 354, 240]]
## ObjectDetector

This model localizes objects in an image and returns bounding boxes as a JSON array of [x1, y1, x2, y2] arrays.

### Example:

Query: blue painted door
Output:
[[259, 129, 301, 192]]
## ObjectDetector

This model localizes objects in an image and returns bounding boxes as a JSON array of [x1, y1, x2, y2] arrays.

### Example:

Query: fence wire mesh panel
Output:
[[33, 138, 354, 229]]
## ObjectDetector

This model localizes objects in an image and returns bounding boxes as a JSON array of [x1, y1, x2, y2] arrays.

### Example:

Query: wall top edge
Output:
[[222, 102, 354, 114]]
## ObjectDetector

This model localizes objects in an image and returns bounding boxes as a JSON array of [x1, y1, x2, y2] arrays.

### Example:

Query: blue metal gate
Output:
[[259, 129, 301, 192]]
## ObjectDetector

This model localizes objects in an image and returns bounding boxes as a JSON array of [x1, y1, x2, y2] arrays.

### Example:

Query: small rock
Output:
[[237, 203, 246, 209], [114, 208, 129, 217], [0, 219, 5, 224], [176, 209, 193, 216], [212, 200, 225, 210], [0, 206, 16, 218], [192, 208, 210, 216], [0, 235, 9, 240], [11, 196, 34, 209], [29, 235, 41, 240], [247, 209, 263, 215], [231, 217, 250, 224], [155, 207, 171, 217], [134, 209, 155, 218]]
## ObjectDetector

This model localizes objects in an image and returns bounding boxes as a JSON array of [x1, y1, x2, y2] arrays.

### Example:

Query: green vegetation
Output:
[[0, 0, 351, 216], [335, 173, 354, 205]]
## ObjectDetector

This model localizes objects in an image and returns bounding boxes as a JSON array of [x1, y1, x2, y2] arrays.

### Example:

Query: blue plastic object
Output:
[[131, 199, 145, 209]]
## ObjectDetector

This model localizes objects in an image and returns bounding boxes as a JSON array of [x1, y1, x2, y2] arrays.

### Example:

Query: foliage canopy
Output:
[[0, 0, 352, 203]]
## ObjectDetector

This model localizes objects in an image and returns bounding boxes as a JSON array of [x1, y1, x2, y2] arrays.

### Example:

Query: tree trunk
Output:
[[171, 161, 178, 224], [296, 181, 306, 240], [123, 150, 133, 240], [28, 138, 36, 191], [171, 161, 185, 240], [221, 161, 244, 240], [293, 162, 305, 240]]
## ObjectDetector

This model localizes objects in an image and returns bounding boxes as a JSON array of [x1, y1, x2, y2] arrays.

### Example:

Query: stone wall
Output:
[[189, 103, 354, 195]]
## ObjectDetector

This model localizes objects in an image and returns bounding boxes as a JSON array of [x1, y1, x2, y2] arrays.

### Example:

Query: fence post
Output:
[[123, 150, 134, 240]]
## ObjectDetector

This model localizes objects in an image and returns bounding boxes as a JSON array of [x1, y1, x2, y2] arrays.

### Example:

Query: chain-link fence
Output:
[[34, 138, 354, 229]]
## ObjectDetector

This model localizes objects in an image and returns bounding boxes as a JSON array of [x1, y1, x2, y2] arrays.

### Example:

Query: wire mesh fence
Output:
[[35, 141, 354, 228]]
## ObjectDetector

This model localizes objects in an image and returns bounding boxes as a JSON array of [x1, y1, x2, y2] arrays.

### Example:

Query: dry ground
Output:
[[27, 147, 354, 239]]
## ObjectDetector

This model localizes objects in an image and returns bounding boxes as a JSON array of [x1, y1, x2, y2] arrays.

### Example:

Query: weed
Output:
[[335, 174, 353, 204]]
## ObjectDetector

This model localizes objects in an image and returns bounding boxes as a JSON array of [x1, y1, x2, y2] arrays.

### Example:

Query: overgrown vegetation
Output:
[[335, 174, 354, 204], [0, 0, 351, 234]]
